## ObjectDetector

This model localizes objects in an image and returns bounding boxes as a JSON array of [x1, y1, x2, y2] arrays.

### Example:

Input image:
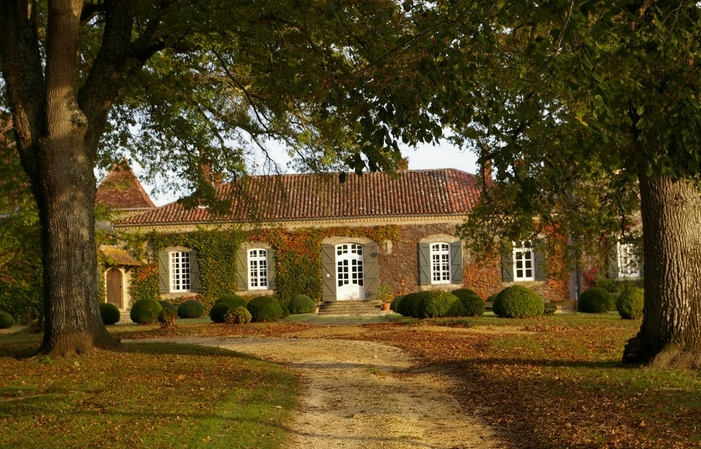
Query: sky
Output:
[[144, 141, 479, 207]]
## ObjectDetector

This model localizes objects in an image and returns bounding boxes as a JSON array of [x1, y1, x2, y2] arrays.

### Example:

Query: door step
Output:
[[317, 301, 386, 316]]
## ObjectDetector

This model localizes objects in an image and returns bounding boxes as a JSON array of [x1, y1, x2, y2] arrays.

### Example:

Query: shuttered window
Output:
[[248, 249, 269, 289], [170, 251, 191, 292], [431, 243, 451, 284], [513, 241, 535, 281]]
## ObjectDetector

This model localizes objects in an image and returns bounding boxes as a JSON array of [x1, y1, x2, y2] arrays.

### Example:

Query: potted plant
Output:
[[377, 283, 393, 311]]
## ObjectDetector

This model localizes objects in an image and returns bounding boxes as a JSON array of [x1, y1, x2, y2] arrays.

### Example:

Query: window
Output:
[[430, 243, 451, 284], [617, 242, 641, 279], [170, 251, 191, 292], [418, 240, 463, 286], [513, 241, 535, 281], [248, 249, 269, 289]]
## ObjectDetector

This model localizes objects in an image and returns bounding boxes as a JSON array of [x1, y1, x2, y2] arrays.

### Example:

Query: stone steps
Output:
[[317, 300, 385, 316]]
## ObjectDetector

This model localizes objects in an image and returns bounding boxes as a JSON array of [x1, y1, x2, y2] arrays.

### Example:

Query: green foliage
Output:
[[99, 303, 121, 325], [177, 299, 205, 319], [215, 294, 248, 310], [0, 311, 15, 329], [493, 286, 544, 318], [130, 299, 163, 324], [288, 294, 316, 314], [279, 303, 290, 319], [158, 308, 177, 328], [578, 288, 615, 314], [226, 306, 252, 324], [209, 303, 231, 323], [246, 296, 283, 322], [616, 287, 644, 320], [452, 288, 485, 317], [395, 291, 464, 318], [129, 264, 159, 303], [376, 283, 394, 303], [158, 301, 177, 312], [390, 295, 405, 313]]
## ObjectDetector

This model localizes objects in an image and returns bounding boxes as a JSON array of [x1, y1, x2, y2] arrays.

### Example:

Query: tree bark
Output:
[[622, 174, 701, 369]]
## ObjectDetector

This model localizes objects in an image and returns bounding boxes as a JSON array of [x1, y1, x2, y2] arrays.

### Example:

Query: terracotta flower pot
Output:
[[381, 302, 391, 311]]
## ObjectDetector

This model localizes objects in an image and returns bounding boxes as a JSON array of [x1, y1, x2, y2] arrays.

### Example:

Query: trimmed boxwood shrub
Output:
[[390, 295, 405, 313], [246, 296, 284, 322], [158, 308, 177, 328], [177, 299, 205, 318], [421, 291, 465, 318], [493, 286, 545, 318], [280, 303, 290, 319], [210, 303, 231, 323], [578, 287, 615, 314], [99, 303, 121, 325], [616, 287, 644, 319], [159, 300, 177, 312], [0, 311, 15, 329], [396, 292, 421, 317], [288, 294, 316, 314], [226, 306, 252, 324], [215, 294, 248, 310], [452, 288, 485, 317], [130, 299, 163, 324]]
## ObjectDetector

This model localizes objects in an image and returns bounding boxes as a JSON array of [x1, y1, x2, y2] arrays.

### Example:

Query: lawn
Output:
[[0, 333, 297, 449], [2, 313, 700, 448]]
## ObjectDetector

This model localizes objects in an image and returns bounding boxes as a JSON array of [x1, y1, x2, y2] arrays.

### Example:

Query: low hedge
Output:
[[158, 308, 177, 328], [452, 288, 485, 317], [210, 303, 231, 323], [99, 303, 121, 325], [396, 291, 464, 318], [288, 295, 316, 314], [226, 306, 252, 324], [390, 295, 405, 313], [493, 286, 544, 318], [177, 299, 205, 319], [0, 311, 15, 329], [616, 287, 644, 319], [578, 287, 615, 314], [246, 296, 284, 322], [130, 299, 162, 324], [215, 294, 248, 310]]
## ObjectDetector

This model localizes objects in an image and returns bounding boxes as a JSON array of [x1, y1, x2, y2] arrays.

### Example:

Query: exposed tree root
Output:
[[623, 334, 701, 369]]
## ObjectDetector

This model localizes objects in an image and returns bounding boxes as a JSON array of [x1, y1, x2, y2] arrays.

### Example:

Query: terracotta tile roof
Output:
[[96, 164, 156, 211], [100, 245, 140, 266], [116, 169, 481, 226]]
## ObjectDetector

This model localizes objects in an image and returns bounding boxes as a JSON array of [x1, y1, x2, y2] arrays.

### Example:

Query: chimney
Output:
[[480, 159, 493, 188]]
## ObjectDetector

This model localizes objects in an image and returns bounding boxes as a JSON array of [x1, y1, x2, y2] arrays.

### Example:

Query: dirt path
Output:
[[144, 336, 502, 449]]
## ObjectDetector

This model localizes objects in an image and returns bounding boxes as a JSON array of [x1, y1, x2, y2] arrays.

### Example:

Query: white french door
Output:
[[335, 243, 365, 300]]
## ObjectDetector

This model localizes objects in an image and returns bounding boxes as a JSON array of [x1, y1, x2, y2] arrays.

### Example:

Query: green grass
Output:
[[0, 333, 298, 449]]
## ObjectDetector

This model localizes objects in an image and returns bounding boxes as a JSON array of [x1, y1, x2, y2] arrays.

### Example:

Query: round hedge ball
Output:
[[452, 288, 485, 317], [390, 295, 405, 313], [226, 306, 252, 324], [99, 302, 121, 325], [210, 303, 231, 323], [493, 286, 545, 318], [420, 291, 465, 318], [130, 299, 163, 324], [616, 287, 644, 319], [578, 287, 615, 314], [215, 294, 248, 310], [177, 299, 205, 319], [0, 311, 15, 329], [288, 294, 316, 314], [246, 296, 284, 322]]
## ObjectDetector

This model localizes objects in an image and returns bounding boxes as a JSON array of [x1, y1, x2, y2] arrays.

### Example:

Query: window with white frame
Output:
[[170, 251, 191, 292], [431, 243, 451, 284], [248, 249, 269, 289], [513, 241, 535, 281], [617, 242, 641, 278]]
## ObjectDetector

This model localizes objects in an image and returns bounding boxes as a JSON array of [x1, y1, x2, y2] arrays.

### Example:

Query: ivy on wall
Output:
[[123, 225, 400, 308]]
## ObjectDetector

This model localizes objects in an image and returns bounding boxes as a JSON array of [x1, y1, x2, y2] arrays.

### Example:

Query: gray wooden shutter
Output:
[[534, 239, 547, 281], [321, 243, 336, 302], [418, 243, 431, 285], [608, 245, 619, 279], [158, 250, 169, 293], [236, 248, 248, 291], [190, 249, 202, 292], [450, 241, 463, 284], [364, 241, 379, 300], [267, 248, 277, 290], [501, 246, 514, 282]]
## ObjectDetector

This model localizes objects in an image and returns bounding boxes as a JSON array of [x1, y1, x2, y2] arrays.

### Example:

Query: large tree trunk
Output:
[[622, 174, 701, 369]]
